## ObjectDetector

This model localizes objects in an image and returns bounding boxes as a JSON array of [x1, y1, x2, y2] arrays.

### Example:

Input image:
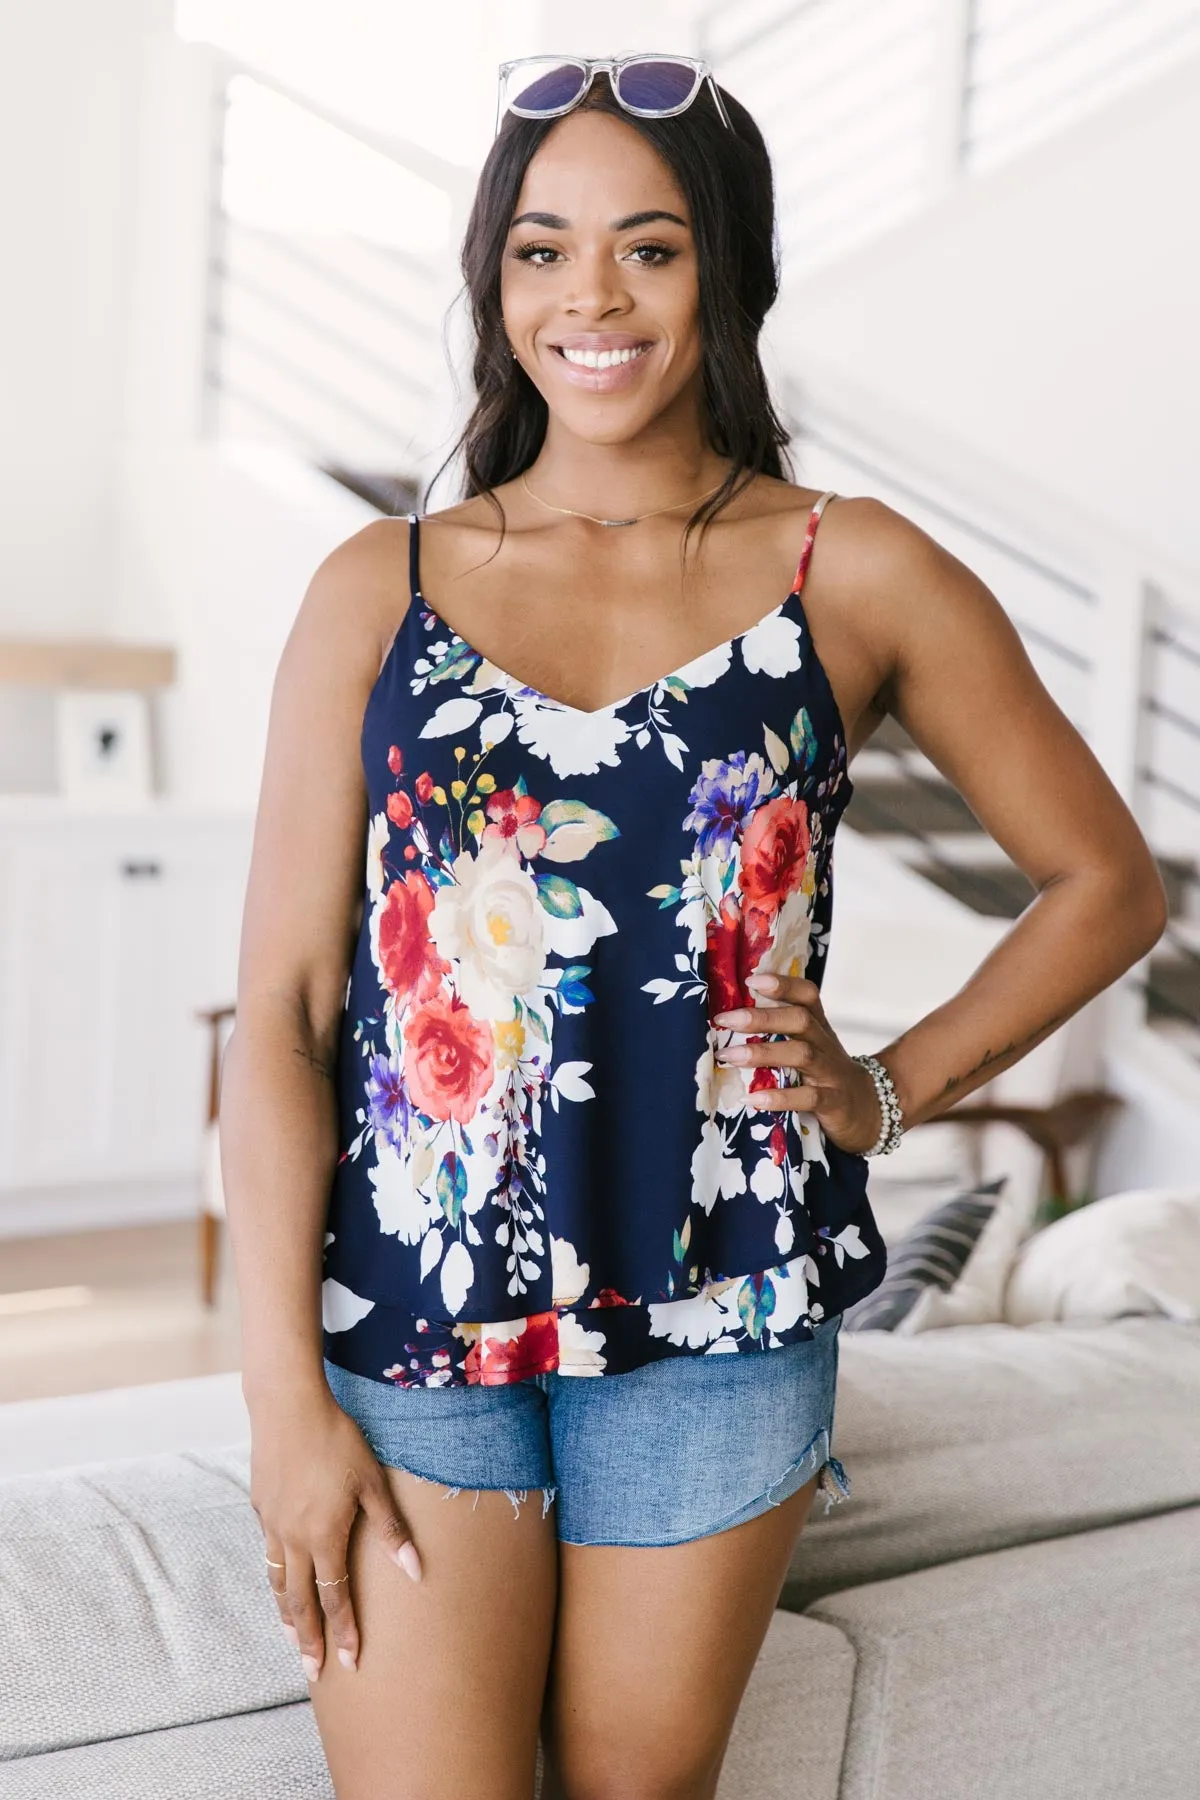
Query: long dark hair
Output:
[[429, 72, 792, 541]]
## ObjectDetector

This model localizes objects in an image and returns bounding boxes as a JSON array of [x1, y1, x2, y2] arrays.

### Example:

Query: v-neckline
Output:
[[411, 584, 803, 720]]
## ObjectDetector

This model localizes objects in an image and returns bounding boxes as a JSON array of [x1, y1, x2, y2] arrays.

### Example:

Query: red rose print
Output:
[[484, 788, 547, 858], [749, 1065, 779, 1092], [376, 871, 448, 1004], [769, 1122, 788, 1165], [403, 991, 494, 1124], [387, 744, 403, 776], [705, 894, 772, 1016], [415, 771, 434, 804], [741, 796, 810, 916], [387, 790, 413, 829], [464, 1312, 560, 1385], [589, 1288, 631, 1308]]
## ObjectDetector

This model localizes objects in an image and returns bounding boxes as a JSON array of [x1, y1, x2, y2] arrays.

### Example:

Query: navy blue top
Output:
[[321, 490, 887, 1385]]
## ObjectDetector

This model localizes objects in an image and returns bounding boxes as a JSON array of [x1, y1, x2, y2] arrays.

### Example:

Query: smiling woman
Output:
[[218, 50, 1168, 1800]]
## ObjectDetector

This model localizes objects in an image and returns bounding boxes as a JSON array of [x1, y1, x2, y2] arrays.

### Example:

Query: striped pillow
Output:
[[842, 1178, 1008, 1332]]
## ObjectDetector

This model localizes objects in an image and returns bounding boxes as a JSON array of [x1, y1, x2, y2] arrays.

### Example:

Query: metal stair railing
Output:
[[200, 54, 470, 494]]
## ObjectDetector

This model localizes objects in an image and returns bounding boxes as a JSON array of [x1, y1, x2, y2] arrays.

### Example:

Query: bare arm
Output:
[[713, 499, 1167, 1147], [219, 518, 418, 1680], [864, 500, 1166, 1122]]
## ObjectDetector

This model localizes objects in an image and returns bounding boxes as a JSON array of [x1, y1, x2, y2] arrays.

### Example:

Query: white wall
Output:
[[771, 50, 1200, 580], [0, 0, 168, 638]]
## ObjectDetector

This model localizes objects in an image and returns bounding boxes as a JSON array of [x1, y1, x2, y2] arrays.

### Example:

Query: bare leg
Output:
[[541, 1474, 822, 1800], [310, 1466, 559, 1800]]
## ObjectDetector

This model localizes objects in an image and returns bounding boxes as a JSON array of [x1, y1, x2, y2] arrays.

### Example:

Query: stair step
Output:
[[1146, 952, 1200, 1022], [908, 859, 1034, 919], [322, 466, 419, 515], [845, 778, 981, 836]]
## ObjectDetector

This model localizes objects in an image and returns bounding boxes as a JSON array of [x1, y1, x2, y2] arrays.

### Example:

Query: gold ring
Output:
[[265, 1558, 285, 1570], [316, 1574, 350, 1588]]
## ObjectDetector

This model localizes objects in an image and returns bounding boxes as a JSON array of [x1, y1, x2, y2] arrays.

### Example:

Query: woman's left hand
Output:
[[712, 971, 884, 1155]]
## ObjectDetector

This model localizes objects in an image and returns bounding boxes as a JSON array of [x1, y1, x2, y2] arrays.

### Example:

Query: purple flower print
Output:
[[366, 1053, 411, 1148], [682, 752, 774, 856]]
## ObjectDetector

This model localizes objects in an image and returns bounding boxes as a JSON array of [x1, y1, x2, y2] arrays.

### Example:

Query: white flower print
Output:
[[321, 1279, 375, 1334], [551, 1234, 591, 1306], [366, 811, 390, 899], [741, 610, 803, 677], [690, 1116, 748, 1213], [557, 1311, 607, 1373], [439, 1238, 475, 1314], [513, 696, 631, 777], [669, 639, 734, 690], [370, 1134, 440, 1245], [694, 1044, 750, 1120], [755, 887, 814, 982], [646, 1254, 814, 1349], [540, 886, 618, 959], [428, 836, 548, 1021]]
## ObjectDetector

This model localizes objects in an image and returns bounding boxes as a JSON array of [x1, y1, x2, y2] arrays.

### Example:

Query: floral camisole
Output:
[[321, 489, 887, 1386]]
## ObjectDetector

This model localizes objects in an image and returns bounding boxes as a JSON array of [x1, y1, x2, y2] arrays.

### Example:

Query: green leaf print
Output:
[[789, 706, 818, 771], [435, 1152, 467, 1227], [539, 798, 620, 864], [736, 1273, 777, 1340], [535, 872, 584, 918]]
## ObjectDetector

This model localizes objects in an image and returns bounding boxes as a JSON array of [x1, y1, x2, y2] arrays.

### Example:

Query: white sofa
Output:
[[2, 1318, 1199, 1799]]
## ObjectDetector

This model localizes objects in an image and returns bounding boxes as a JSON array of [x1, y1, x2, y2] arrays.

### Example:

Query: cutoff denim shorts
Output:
[[322, 1312, 849, 1548]]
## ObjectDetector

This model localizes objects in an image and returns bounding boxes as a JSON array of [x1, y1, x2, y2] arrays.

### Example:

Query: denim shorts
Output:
[[322, 1312, 849, 1548]]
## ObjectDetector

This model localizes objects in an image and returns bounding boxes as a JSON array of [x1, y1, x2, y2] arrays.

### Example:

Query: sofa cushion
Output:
[[783, 1316, 1200, 1608], [0, 1612, 854, 1800], [0, 1447, 303, 1760], [0, 1704, 330, 1800], [1005, 1187, 1200, 1324], [806, 1505, 1200, 1800]]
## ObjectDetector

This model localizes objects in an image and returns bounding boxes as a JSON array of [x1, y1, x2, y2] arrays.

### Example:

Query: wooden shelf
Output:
[[0, 640, 176, 689]]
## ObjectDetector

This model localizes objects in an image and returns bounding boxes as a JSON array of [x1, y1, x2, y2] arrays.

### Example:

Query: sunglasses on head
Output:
[[495, 55, 732, 137]]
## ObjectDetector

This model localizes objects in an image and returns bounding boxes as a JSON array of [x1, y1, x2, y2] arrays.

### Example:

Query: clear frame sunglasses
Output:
[[495, 55, 732, 137]]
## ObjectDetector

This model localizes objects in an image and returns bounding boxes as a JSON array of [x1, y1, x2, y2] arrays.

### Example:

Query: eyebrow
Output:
[[509, 208, 688, 231]]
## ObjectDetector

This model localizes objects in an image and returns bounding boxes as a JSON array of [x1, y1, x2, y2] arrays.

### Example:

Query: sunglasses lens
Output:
[[506, 60, 588, 115], [615, 59, 699, 113]]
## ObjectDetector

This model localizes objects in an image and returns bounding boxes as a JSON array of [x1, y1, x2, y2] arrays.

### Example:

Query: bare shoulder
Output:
[[290, 516, 414, 680]]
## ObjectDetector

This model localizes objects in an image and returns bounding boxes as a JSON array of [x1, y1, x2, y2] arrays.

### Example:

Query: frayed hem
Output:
[[407, 1469, 558, 1520]]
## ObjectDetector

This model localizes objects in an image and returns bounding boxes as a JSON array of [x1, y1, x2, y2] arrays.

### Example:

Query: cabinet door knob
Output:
[[120, 859, 163, 879]]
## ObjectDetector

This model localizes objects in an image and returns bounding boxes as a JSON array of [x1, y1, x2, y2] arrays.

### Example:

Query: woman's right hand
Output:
[[249, 1385, 422, 1681]]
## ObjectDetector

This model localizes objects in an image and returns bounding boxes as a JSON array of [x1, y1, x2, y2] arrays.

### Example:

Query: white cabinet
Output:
[[0, 806, 253, 1197]]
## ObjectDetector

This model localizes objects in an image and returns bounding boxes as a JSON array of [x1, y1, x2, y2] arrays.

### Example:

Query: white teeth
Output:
[[560, 343, 648, 368]]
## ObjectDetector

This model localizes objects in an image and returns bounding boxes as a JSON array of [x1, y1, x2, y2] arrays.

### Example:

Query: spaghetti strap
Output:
[[406, 511, 422, 604], [792, 490, 838, 594]]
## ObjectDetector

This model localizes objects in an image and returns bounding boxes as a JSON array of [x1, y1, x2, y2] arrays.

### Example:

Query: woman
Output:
[[220, 55, 1166, 1800]]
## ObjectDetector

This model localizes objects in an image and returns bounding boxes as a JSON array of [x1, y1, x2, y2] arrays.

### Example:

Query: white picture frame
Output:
[[55, 689, 153, 807]]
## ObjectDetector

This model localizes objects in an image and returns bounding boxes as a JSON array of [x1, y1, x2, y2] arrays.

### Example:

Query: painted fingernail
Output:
[[713, 1010, 750, 1029], [748, 972, 779, 992], [281, 1623, 299, 1647], [337, 1647, 358, 1672], [396, 1541, 422, 1582], [301, 1655, 321, 1683], [721, 1045, 749, 1063]]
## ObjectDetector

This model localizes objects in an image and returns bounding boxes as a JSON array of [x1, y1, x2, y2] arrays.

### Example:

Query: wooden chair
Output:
[[925, 1088, 1123, 1210], [197, 1005, 236, 1308]]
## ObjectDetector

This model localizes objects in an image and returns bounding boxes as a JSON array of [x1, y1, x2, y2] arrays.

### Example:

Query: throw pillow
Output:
[[1004, 1187, 1200, 1324], [843, 1178, 1007, 1333]]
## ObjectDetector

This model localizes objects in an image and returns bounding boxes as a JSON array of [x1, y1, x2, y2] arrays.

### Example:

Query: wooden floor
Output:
[[0, 1220, 241, 1404]]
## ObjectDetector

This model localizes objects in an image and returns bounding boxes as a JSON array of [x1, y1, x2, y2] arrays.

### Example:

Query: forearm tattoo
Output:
[[940, 1011, 1065, 1099], [294, 1045, 336, 1083]]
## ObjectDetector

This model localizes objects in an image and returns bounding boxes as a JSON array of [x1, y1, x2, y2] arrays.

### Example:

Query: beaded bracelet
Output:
[[851, 1053, 904, 1156]]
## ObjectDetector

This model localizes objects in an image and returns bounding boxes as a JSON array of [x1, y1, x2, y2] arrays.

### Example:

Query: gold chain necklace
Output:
[[520, 469, 724, 529]]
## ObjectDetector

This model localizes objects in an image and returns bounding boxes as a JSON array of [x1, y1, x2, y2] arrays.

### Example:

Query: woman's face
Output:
[[500, 109, 703, 448]]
